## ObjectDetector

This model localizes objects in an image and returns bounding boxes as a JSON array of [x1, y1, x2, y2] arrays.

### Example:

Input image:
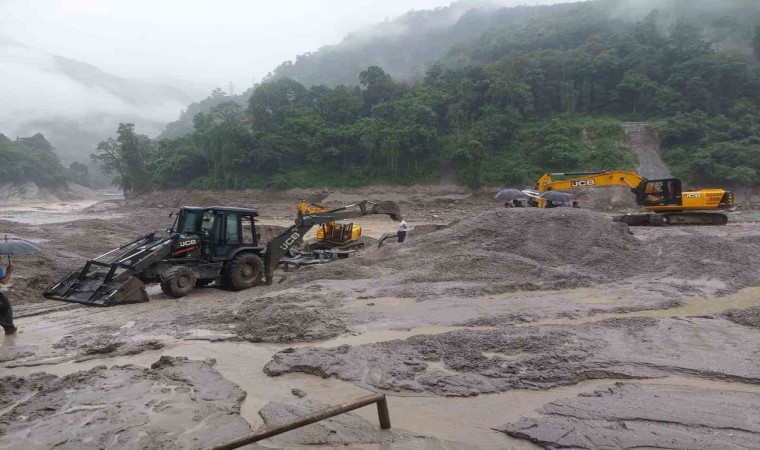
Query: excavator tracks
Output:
[[615, 212, 728, 226]]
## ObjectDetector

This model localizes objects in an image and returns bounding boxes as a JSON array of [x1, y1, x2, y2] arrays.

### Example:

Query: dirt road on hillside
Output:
[[623, 122, 672, 179]]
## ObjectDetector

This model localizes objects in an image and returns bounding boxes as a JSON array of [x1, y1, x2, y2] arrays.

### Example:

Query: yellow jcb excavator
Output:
[[535, 171, 734, 225], [296, 200, 369, 251]]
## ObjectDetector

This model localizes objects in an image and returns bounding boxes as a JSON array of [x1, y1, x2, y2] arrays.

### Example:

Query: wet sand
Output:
[[1, 190, 759, 449]]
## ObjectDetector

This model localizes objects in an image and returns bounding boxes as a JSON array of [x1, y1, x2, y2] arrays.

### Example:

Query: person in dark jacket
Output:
[[0, 261, 16, 335]]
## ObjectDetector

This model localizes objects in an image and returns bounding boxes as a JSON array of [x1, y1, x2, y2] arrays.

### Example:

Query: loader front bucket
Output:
[[44, 268, 148, 307]]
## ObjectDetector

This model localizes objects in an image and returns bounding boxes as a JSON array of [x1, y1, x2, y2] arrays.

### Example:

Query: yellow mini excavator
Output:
[[535, 170, 734, 225], [297, 200, 366, 251]]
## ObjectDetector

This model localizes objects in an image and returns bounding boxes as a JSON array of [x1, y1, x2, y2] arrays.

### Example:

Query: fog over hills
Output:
[[0, 37, 195, 165]]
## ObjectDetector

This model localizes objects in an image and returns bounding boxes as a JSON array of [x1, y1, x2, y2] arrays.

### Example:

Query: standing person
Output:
[[397, 219, 408, 243], [0, 259, 16, 335]]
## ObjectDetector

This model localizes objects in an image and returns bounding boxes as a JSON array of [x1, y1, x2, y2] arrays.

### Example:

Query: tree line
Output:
[[0, 133, 83, 189], [92, 6, 760, 195]]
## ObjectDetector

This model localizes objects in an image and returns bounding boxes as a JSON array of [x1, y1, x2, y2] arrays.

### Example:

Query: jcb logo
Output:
[[280, 232, 301, 250], [571, 180, 595, 187], [179, 239, 197, 247], [684, 193, 701, 198]]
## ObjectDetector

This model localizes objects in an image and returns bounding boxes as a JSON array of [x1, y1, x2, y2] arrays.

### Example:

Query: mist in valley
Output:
[[1, 0, 757, 191]]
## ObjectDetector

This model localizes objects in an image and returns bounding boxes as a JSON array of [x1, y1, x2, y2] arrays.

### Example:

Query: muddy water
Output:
[[307, 326, 497, 348], [3, 235, 759, 450], [526, 285, 760, 327], [331, 286, 760, 347], [1, 338, 523, 448], [4, 334, 757, 450], [0, 199, 120, 225]]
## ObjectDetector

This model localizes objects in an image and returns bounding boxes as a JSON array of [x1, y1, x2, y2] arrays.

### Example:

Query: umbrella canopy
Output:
[[0, 236, 41, 256], [539, 190, 573, 204], [495, 188, 528, 200]]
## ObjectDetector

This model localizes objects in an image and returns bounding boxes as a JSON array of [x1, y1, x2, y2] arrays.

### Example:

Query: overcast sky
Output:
[[1, 0, 466, 94]]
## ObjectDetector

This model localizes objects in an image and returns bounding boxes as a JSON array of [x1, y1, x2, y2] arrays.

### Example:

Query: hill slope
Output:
[[1, 37, 195, 166], [131, 0, 759, 192]]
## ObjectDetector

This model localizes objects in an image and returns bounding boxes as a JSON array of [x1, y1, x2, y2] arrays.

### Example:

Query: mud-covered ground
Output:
[[1, 187, 759, 449]]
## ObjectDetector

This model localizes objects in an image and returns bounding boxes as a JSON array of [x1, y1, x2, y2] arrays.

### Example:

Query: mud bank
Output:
[[0, 356, 251, 449], [723, 306, 760, 328], [264, 316, 760, 396], [202, 290, 347, 343], [280, 208, 760, 300], [500, 382, 760, 449]]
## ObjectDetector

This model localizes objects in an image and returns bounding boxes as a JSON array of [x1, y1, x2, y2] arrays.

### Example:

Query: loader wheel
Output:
[[161, 266, 196, 298], [223, 253, 264, 291]]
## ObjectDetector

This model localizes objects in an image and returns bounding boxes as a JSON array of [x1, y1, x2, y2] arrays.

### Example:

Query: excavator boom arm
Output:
[[536, 171, 644, 192]]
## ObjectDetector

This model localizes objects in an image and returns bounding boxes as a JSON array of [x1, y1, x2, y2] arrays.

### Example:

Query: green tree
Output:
[[117, 123, 152, 195], [618, 71, 657, 115], [91, 138, 125, 191], [68, 162, 89, 187], [359, 66, 396, 107], [91, 124, 153, 195]]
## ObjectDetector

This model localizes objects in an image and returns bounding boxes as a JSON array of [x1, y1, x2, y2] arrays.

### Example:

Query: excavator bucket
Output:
[[44, 266, 148, 307], [371, 201, 403, 221]]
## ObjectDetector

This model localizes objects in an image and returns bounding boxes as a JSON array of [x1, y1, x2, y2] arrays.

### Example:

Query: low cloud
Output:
[[0, 40, 190, 161]]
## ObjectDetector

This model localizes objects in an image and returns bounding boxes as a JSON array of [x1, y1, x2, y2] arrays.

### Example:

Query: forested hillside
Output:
[[0, 133, 70, 188], [271, 1, 494, 87], [102, 0, 759, 194]]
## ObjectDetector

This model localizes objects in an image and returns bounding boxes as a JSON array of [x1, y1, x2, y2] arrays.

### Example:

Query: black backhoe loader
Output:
[[44, 201, 401, 306]]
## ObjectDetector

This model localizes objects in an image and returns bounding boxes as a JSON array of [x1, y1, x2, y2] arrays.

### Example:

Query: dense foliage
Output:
[[158, 87, 253, 140], [100, 0, 759, 192], [659, 104, 760, 186], [0, 133, 70, 188]]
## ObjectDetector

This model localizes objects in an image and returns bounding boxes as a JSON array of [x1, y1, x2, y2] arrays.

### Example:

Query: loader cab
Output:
[[635, 178, 682, 207], [176, 206, 260, 261]]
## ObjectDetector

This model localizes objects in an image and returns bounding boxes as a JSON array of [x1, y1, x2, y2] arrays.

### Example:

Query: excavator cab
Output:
[[318, 220, 360, 245], [636, 178, 682, 207], [300, 201, 364, 248]]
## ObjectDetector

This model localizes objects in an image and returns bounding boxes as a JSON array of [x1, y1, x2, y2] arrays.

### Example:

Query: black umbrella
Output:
[[495, 189, 528, 201], [0, 235, 41, 263], [540, 191, 573, 205]]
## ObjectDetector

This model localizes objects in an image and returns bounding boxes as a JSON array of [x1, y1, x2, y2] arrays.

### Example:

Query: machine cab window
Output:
[[640, 178, 682, 206], [201, 212, 215, 236], [179, 210, 203, 233], [241, 215, 256, 244], [224, 214, 240, 244]]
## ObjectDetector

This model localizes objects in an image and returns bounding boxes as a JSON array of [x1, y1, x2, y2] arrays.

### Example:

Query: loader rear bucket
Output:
[[44, 268, 149, 307]]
